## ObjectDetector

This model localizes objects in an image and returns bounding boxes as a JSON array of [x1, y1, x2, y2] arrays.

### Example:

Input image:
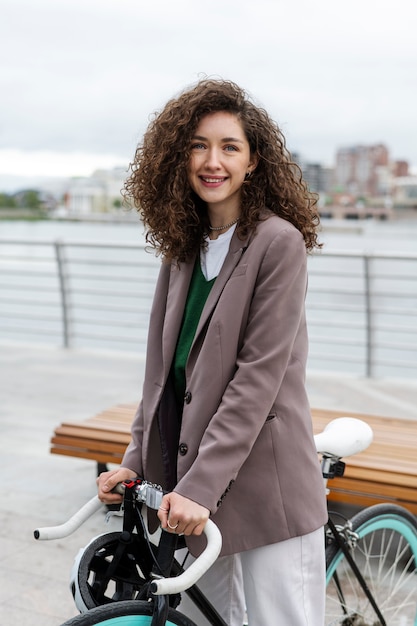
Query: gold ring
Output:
[[167, 520, 179, 530], [158, 506, 169, 511]]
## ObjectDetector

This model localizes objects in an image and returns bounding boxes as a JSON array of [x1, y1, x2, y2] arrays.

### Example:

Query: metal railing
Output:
[[306, 250, 417, 377], [0, 239, 416, 378]]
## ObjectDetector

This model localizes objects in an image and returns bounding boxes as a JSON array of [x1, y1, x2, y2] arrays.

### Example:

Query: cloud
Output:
[[0, 149, 127, 177], [1, 0, 417, 184]]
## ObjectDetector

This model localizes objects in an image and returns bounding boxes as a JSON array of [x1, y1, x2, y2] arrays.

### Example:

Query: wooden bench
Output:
[[50, 404, 417, 514], [50, 403, 136, 473]]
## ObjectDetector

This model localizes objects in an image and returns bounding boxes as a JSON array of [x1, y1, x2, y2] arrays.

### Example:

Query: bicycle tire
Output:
[[60, 600, 196, 626], [325, 503, 417, 626]]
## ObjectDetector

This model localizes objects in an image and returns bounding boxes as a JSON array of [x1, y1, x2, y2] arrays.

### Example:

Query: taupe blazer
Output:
[[123, 211, 328, 556]]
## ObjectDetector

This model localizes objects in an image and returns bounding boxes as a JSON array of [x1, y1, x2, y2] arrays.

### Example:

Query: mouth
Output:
[[200, 176, 227, 184]]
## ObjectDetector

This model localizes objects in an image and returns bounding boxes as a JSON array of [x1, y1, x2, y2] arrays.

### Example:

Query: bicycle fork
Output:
[[326, 516, 387, 626]]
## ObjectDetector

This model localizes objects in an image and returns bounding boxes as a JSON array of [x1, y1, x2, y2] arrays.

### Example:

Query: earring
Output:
[[245, 171, 252, 180]]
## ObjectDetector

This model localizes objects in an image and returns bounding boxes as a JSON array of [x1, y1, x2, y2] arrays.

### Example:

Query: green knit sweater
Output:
[[172, 260, 216, 406]]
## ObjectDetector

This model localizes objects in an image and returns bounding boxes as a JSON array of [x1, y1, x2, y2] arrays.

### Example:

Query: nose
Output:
[[204, 147, 221, 170]]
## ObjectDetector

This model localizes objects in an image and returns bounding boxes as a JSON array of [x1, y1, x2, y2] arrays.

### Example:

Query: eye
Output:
[[224, 145, 238, 152], [191, 142, 206, 150]]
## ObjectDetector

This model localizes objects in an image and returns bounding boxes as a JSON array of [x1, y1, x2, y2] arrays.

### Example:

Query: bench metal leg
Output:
[[97, 462, 108, 476]]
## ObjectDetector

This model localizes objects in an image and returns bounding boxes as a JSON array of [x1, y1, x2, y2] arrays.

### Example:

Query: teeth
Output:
[[202, 177, 224, 183]]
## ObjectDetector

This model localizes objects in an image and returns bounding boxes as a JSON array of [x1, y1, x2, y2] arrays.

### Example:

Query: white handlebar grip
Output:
[[151, 519, 222, 595], [34, 496, 103, 540]]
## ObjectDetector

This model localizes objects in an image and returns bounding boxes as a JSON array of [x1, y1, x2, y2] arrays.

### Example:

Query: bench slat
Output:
[[52, 447, 125, 464], [53, 425, 132, 441], [51, 434, 129, 452], [325, 474, 417, 514]]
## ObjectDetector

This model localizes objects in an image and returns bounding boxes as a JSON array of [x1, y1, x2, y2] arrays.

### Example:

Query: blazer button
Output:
[[184, 391, 192, 404], [178, 443, 188, 456]]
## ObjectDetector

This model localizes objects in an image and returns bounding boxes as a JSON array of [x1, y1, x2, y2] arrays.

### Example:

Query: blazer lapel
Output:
[[193, 230, 252, 345], [161, 228, 254, 378]]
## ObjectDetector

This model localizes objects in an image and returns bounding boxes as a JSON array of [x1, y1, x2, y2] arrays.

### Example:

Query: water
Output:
[[1, 215, 417, 252], [0, 216, 146, 245]]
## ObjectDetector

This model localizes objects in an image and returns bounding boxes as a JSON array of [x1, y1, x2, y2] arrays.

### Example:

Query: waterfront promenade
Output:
[[1, 343, 417, 625]]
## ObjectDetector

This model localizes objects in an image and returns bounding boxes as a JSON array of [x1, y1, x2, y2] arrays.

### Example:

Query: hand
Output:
[[157, 492, 210, 536], [96, 467, 137, 504]]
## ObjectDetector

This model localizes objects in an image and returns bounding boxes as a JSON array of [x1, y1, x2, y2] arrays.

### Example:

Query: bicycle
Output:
[[35, 416, 417, 626]]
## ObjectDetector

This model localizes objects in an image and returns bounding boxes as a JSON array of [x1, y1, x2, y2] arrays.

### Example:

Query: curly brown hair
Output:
[[124, 79, 321, 261]]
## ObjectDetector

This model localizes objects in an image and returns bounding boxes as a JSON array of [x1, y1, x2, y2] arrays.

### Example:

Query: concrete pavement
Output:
[[0, 343, 416, 625]]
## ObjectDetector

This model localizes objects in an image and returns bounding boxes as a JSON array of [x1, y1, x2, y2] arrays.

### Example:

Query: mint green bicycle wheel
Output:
[[60, 600, 196, 625], [325, 503, 417, 625]]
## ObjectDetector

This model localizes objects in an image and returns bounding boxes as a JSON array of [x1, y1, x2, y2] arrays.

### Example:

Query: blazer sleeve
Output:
[[175, 225, 309, 512], [120, 259, 172, 477], [120, 400, 144, 476]]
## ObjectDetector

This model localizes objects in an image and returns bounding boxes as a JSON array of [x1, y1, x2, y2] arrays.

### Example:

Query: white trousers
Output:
[[177, 527, 326, 626]]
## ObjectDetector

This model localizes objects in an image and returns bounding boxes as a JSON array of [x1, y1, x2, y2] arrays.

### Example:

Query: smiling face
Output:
[[187, 111, 257, 220]]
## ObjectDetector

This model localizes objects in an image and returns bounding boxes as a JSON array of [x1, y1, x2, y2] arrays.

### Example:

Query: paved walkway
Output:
[[1, 343, 416, 625]]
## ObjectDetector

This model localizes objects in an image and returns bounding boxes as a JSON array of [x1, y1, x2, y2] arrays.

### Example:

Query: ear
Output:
[[248, 153, 259, 174]]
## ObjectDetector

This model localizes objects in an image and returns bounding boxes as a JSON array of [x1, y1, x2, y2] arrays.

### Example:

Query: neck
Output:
[[208, 218, 238, 240], [208, 216, 239, 232], [207, 203, 241, 230]]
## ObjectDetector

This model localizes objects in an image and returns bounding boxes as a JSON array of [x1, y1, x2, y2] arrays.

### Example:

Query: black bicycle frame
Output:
[[326, 516, 387, 626], [117, 485, 228, 626]]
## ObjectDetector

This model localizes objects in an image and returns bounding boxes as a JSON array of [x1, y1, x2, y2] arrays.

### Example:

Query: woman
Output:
[[97, 79, 328, 625]]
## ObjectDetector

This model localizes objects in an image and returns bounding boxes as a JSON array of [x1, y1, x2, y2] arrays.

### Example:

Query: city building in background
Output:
[[1, 146, 416, 221], [63, 167, 127, 215], [313, 143, 416, 219], [292, 152, 334, 196], [62, 154, 417, 220], [301, 162, 334, 196], [334, 144, 390, 197], [392, 177, 417, 209]]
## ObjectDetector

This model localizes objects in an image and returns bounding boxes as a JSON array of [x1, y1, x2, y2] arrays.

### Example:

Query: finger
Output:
[[101, 478, 118, 493], [96, 470, 113, 486], [99, 492, 123, 505], [101, 471, 127, 493], [167, 518, 179, 532], [157, 508, 169, 526], [182, 517, 208, 537], [157, 496, 171, 526], [98, 482, 123, 503]]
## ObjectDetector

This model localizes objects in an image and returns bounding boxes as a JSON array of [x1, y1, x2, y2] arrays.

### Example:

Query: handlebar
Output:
[[151, 519, 222, 595], [34, 478, 223, 595], [34, 496, 102, 540], [34, 479, 164, 541]]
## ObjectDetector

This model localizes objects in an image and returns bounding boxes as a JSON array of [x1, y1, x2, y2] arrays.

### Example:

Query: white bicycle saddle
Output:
[[314, 417, 373, 458]]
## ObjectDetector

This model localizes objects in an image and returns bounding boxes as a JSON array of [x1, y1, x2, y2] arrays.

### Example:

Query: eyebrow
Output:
[[192, 134, 245, 144]]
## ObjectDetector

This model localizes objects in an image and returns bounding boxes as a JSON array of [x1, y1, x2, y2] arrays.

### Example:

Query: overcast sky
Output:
[[1, 0, 416, 190]]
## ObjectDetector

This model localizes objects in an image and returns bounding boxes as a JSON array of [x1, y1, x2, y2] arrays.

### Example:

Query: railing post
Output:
[[363, 254, 373, 377], [54, 240, 71, 348]]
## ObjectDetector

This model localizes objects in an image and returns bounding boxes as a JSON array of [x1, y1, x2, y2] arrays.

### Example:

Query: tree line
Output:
[[0, 189, 44, 210]]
